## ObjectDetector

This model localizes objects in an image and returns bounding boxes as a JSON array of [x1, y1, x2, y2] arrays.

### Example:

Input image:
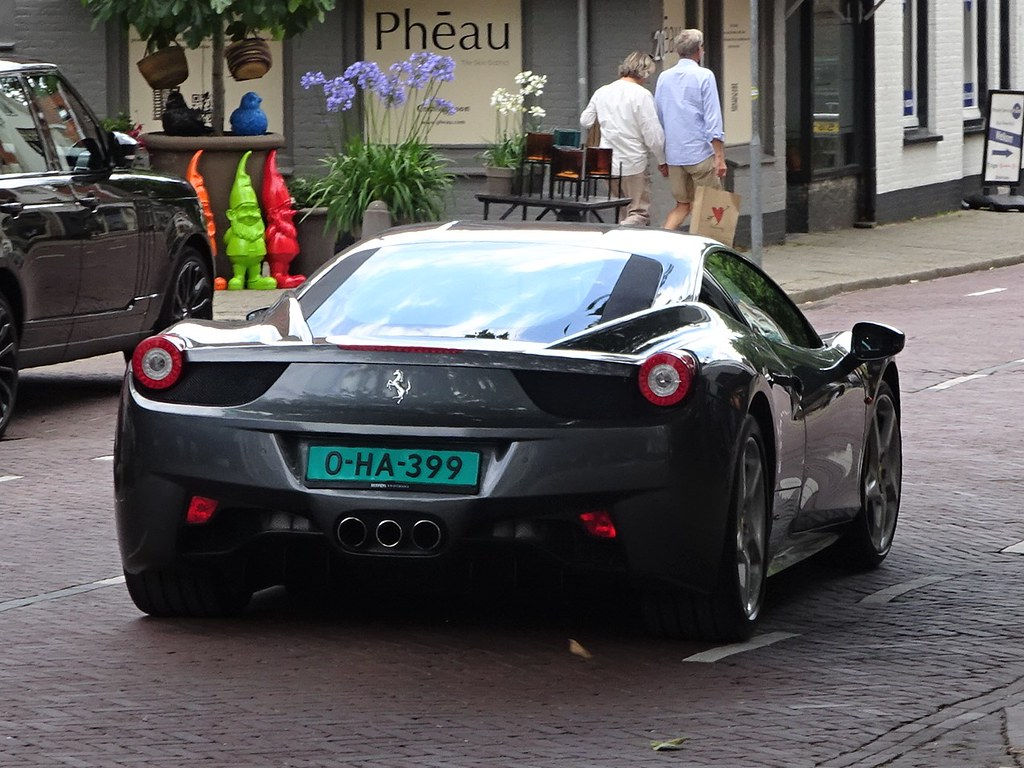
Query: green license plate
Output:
[[306, 445, 480, 490]]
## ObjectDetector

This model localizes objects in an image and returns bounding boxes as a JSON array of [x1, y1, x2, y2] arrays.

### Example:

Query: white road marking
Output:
[[965, 288, 1007, 297], [927, 374, 988, 391], [925, 357, 1024, 391], [0, 575, 125, 615], [683, 631, 799, 663], [91, 455, 114, 462], [0, 475, 23, 483], [1001, 541, 1024, 554], [860, 575, 953, 604]]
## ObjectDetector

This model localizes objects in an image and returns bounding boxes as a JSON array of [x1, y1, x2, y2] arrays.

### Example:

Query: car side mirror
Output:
[[850, 321, 904, 361]]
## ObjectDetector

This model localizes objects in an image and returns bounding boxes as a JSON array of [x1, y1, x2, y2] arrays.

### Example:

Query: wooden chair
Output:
[[584, 146, 619, 199], [549, 146, 586, 200]]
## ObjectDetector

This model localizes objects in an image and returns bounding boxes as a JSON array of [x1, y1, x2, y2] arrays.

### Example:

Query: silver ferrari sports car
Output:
[[115, 222, 905, 641]]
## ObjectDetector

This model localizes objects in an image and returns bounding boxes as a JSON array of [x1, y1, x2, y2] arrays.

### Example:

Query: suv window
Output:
[[0, 76, 48, 174], [703, 249, 821, 348], [25, 74, 105, 173]]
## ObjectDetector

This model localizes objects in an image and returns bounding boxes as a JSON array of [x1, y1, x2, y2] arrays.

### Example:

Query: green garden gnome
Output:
[[225, 151, 277, 290]]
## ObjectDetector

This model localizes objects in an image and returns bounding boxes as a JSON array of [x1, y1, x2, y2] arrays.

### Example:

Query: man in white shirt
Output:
[[580, 52, 667, 226]]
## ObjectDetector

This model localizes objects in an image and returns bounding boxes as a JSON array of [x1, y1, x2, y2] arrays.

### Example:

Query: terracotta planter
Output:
[[137, 46, 188, 90], [484, 166, 516, 195], [143, 132, 285, 279], [226, 38, 272, 81], [294, 207, 343, 277]]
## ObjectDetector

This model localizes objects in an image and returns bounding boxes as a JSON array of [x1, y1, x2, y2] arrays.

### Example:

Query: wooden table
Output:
[[476, 193, 632, 223]]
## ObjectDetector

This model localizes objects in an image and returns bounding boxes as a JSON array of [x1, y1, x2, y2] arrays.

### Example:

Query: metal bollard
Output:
[[360, 200, 392, 240]]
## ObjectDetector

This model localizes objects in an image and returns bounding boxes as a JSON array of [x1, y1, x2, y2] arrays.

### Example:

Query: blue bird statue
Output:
[[230, 92, 268, 136]]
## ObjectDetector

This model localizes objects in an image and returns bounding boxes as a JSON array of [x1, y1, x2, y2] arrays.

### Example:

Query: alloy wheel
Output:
[[735, 435, 767, 620], [863, 395, 902, 553], [0, 299, 17, 435], [171, 259, 213, 322]]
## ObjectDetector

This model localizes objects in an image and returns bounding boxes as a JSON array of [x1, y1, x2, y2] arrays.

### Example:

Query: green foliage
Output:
[[480, 132, 523, 169], [306, 139, 452, 234], [100, 111, 135, 133], [79, 0, 335, 50], [286, 174, 319, 209]]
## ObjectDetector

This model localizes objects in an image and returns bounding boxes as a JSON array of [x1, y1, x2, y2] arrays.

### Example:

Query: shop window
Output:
[[902, 0, 920, 128], [963, 0, 981, 120], [811, 0, 855, 169]]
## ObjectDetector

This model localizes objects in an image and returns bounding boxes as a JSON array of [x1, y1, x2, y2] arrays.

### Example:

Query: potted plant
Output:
[[81, 0, 335, 279], [81, 0, 335, 133], [483, 71, 547, 195], [288, 174, 342, 276], [299, 52, 457, 239]]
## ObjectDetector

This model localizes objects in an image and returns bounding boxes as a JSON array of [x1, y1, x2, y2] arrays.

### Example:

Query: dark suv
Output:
[[0, 59, 214, 437]]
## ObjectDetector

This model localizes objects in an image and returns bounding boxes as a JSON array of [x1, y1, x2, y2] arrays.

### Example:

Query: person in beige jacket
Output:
[[580, 51, 667, 226]]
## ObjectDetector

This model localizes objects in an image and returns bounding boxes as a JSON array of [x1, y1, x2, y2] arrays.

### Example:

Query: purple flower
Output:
[[426, 97, 457, 115], [323, 76, 356, 112], [377, 74, 407, 107], [431, 55, 456, 83], [343, 61, 386, 92], [407, 51, 439, 88], [388, 59, 413, 82], [300, 71, 326, 89]]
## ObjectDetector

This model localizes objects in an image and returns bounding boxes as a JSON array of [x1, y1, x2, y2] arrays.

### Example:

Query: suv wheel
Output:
[[0, 294, 18, 439]]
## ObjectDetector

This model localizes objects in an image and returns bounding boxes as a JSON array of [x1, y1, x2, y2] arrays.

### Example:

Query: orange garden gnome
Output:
[[261, 150, 305, 289], [186, 150, 217, 258], [225, 151, 277, 290]]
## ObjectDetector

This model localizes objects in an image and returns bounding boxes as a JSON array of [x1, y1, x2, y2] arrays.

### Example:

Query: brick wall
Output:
[[874, 0, 964, 197], [12, 0, 109, 114], [289, 7, 352, 176]]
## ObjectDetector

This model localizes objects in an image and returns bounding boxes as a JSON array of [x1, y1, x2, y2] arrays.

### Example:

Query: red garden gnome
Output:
[[261, 150, 305, 289]]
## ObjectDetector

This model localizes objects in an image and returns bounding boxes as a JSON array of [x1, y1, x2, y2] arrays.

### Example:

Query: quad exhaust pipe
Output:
[[336, 516, 442, 551], [375, 519, 403, 548], [412, 519, 442, 551], [336, 517, 367, 548]]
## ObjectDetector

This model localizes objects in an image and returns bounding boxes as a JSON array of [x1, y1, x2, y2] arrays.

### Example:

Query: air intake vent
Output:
[[142, 362, 288, 406]]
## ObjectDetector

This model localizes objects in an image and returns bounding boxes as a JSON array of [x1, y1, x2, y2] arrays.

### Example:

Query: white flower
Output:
[[528, 106, 546, 118]]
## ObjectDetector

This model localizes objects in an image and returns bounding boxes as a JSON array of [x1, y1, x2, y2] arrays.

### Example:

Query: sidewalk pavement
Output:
[[212, 208, 1024, 320]]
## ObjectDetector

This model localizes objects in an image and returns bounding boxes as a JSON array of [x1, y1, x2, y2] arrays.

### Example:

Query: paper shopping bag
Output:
[[690, 185, 742, 247]]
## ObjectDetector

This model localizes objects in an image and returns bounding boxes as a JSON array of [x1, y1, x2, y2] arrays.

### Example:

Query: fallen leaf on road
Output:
[[650, 737, 689, 751], [568, 639, 592, 659]]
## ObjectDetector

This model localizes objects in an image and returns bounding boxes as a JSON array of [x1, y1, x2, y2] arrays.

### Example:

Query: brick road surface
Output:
[[0, 265, 1021, 767]]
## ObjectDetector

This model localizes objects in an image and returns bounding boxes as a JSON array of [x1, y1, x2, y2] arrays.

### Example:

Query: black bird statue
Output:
[[161, 91, 212, 136]]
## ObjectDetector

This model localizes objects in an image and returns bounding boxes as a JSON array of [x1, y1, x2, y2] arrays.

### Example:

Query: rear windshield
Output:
[[301, 241, 668, 343]]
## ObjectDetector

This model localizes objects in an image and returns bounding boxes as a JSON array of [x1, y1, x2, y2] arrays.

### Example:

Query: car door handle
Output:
[[76, 195, 100, 211], [0, 202, 24, 215]]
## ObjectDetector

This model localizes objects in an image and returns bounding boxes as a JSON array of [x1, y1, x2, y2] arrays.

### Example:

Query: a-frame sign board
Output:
[[963, 90, 1024, 211]]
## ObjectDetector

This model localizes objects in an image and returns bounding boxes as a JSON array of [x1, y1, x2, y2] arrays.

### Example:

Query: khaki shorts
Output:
[[668, 155, 722, 203]]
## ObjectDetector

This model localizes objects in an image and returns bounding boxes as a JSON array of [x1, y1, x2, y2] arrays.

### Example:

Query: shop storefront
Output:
[[784, 0, 876, 231]]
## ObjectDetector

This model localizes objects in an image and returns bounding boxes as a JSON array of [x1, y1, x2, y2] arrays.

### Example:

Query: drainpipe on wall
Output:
[[578, 0, 589, 116], [749, 0, 763, 264]]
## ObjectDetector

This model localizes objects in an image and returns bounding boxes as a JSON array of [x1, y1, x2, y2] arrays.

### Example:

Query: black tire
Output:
[[644, 415, 771, 642], [156, 247, 214, 331], [124, 566, 251, 617], [0, 293, 18, 440], [839, 380, 902, 569]]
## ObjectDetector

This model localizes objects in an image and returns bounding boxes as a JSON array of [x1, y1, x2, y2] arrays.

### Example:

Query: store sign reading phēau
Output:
[[365, 3, 523, 145]]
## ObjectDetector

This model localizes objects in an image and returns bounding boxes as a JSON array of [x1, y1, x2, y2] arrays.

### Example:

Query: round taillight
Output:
[[638, 351, 697, 406], [132, 335, 184, 390]]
